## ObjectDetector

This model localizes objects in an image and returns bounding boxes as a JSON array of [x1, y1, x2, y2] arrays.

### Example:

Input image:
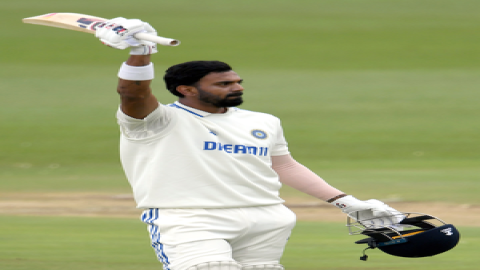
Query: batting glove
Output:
[[331, 195, 404, 228], [95, 17, 158, 55]]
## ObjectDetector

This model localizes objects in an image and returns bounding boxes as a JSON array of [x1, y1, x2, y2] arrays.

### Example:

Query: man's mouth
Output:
[[227, 93, 243, 98]]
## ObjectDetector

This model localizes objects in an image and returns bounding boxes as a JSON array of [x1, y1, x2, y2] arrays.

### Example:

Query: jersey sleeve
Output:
[[116, 102, 174, 139], [270, 118, 290, 156]]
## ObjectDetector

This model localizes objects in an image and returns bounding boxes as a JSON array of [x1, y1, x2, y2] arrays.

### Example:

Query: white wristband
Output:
[[117, 62, 154, 81]]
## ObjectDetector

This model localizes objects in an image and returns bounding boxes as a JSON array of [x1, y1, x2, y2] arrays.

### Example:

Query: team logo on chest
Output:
[[251, 129, 268, 139]]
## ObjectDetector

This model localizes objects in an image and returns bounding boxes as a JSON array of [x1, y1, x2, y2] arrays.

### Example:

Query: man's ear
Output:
[[176, 85, 198, 97]]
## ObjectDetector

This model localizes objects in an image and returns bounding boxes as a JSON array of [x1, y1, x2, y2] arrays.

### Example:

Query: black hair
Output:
[[163, 61, 233, 97]]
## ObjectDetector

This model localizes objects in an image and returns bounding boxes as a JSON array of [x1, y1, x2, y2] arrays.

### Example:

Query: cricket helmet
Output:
[[347, 212, 460, 260]]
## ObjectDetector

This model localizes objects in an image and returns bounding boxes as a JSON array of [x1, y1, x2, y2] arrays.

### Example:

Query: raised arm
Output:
[[95, 17, 160, 119], [117, 55, 159, 119]]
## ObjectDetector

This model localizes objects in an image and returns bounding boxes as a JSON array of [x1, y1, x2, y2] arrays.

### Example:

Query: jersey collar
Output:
[[171, 101, 237, 117]]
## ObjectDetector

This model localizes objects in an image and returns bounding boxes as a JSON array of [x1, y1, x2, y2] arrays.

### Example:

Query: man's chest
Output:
[[174, 114, 278, 157]]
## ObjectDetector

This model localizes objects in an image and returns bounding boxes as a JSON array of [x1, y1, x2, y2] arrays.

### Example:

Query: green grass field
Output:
[[1, 216, 478, 270], [1, 0, 479, 269]]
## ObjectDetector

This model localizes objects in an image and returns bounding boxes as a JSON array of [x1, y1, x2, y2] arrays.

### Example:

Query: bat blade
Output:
[[22, 13, 180, 46], [23, 13, 107, 34]]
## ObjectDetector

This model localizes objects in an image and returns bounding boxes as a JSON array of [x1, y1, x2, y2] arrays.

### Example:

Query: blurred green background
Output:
[[1, 0, 479, 269]]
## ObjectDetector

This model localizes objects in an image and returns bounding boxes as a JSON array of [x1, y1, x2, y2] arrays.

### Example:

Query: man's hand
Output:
[[331, 195, 404, 228], [95, 17, 158, 55]]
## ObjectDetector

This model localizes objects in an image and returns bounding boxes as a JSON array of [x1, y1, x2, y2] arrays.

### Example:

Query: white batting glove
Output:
[[331, 195, 404, 228], [95, 17, 158, 55]]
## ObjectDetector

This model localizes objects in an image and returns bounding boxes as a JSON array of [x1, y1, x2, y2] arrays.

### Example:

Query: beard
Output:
[[197, 87, 243, 107]]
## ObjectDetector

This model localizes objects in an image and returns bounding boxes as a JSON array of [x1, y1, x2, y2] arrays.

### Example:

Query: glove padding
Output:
[[331, 195, 404, 228], [95, 17, 158, 55]]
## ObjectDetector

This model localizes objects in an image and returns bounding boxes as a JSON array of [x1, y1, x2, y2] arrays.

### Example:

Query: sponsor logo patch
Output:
[[203, 141, 268, 156]]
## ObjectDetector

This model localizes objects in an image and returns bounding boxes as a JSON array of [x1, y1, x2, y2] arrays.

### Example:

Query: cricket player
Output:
[[95, 18, 402, 270]]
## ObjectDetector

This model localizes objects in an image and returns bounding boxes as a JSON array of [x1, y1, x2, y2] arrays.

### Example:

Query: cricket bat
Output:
[[22, 13, 180, 46]]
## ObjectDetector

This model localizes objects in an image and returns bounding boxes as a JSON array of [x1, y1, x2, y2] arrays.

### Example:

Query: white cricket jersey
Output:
[[117, 101, 290, 209]]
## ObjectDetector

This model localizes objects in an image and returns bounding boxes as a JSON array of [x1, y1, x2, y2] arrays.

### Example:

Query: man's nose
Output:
[[232, 82, 244, 91]]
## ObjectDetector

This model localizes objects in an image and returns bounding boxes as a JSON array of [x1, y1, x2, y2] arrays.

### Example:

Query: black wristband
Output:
[[327, 193, 347, 203]]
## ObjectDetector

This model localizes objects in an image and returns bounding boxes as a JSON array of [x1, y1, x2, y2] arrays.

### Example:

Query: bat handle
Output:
[[133, 32, 180, 46]]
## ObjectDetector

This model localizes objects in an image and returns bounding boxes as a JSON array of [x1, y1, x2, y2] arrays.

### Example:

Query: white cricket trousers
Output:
[[141, 204, 296, 270]]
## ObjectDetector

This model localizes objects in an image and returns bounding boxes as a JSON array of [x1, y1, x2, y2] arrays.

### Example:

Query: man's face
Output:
[[195, 71, 244, 107]]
